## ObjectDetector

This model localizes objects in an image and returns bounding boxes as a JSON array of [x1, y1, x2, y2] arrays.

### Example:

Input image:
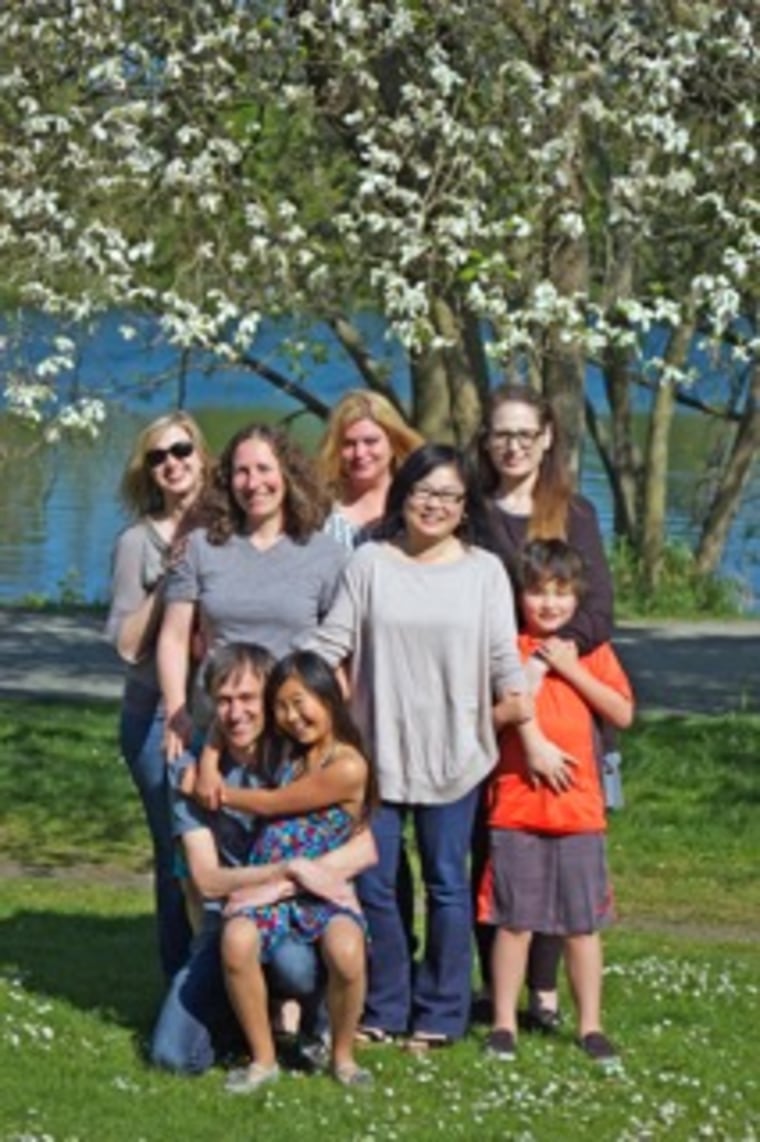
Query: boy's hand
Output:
[[519, 726, 578, 792]]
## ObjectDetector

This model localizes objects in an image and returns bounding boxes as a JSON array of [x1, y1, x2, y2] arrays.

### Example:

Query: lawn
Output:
[[1, 699, 758, 1141]]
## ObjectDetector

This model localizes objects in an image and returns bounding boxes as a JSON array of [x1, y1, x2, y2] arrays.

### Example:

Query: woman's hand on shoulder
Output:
[[536, 637, 579, 678]]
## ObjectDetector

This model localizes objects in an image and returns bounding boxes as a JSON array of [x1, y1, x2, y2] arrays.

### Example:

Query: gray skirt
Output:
[[482, 828, 614, 935]]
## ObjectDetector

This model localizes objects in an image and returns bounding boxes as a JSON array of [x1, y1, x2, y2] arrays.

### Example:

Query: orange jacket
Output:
[[487, 635, 632, 835]]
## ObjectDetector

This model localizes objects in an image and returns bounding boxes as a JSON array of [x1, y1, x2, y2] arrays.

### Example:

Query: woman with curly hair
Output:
[[317, 390, 423, 548], [158, 423, 347, 762]]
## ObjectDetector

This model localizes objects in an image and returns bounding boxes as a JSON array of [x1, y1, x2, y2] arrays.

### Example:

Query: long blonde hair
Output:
[[317, 390, 424, 498], [119, 412, 213, 517], [476, 383, 573, 539]]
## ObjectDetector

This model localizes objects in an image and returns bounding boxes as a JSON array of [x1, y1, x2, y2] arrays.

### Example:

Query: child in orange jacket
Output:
[[479, 539, 634, 1069]]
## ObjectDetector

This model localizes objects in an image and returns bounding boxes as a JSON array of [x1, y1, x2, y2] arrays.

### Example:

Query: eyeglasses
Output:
[[146, 440, 196, 468], [408, 485, 466, 507], [488, 428, 543, 449]]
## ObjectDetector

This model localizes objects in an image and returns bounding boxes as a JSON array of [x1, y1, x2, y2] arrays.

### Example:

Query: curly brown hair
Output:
[[205, 423, 330, 546]]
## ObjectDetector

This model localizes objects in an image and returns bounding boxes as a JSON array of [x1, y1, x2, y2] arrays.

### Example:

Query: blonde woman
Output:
[[317, 390, 423, 549], [106, 412, 212, 979]]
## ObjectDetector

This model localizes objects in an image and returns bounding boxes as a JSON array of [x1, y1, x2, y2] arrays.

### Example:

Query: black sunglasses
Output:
[[146, 440, 196, 468]]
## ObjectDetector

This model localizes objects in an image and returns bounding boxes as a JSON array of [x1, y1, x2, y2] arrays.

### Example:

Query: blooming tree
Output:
[[0, 1, 757, 582]]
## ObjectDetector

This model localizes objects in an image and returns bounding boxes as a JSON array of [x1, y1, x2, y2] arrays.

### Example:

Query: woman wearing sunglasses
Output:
[[106, 412, 213, 980]]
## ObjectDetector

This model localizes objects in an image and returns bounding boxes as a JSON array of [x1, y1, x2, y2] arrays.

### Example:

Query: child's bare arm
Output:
[[538, 638, 634, 729], [194, 723, 225, 809], [222, 748, 366, 817]]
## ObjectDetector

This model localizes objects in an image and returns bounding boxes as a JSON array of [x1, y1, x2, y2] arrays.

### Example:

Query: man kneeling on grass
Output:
[[151, 642, 376, 1075], [478, 540, 634, 1069]]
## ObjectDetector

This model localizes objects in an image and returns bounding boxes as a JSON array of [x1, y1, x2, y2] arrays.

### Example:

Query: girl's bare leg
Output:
[[491, 928, 532, 1034], [222, 916, 276, 1068], [320, 916, 366, 1073]]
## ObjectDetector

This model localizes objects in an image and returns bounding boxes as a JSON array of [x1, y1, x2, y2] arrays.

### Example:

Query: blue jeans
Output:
[[120, 682, 192, 980], [358, 788, 479, 1040], [151, 915, 322, 1074]]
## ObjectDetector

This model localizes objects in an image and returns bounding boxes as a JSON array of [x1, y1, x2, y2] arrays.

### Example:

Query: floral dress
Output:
[[234, 756, 366, 962]]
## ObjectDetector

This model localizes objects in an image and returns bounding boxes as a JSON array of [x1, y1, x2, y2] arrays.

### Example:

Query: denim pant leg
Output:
[[356, 802, 410, 1035], [150, 918, 231, 1074], [411, 787, 479, 1040], [120, 691, 192, 980]]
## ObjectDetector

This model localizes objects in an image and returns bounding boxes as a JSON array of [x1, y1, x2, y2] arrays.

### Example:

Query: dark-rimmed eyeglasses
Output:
[[146, 440, 196, 468], [488, 428, 543, 449], [408, 485, 466, 507]]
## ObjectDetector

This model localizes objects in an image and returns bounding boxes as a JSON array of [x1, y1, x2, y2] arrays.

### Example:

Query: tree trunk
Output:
[[541, 108, 588, 476], [602, 344, 640, 543], [640, 322, 693, 590], [695, 363, 760, 576]]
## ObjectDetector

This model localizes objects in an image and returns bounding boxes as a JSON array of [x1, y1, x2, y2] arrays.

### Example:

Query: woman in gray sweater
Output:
[[304, 444, 572, 1046]]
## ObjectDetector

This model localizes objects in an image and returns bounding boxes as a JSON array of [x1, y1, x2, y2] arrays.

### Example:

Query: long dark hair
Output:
[[265, 651, 378, 820], [474, 383, 573, 539], [376, 442, 495, 548]]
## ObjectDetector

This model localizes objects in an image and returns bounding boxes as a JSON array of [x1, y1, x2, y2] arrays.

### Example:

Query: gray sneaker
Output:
[[225, 1062, 281, 1094]]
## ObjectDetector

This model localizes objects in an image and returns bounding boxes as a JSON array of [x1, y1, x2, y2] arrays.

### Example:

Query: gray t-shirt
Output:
[[169, 753, 260, 916], [165, 528, 348, 659], [105, 518, 169, 694], [302, 542, 526, 804]]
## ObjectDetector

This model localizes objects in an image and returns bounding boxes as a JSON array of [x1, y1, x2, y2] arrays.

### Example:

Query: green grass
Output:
[[1, 701, 759, 1139]]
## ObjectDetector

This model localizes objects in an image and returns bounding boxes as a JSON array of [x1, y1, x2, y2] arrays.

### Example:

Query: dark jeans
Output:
[[151, 914, 322, 1074], [358, 788, 479, 1040], [120, 683, 192, 980]]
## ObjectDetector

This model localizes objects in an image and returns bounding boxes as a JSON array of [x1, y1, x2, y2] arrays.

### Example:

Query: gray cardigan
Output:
[[303, 542, 526, 804]]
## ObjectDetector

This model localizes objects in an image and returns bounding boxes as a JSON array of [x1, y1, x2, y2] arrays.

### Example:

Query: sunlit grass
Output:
[[1, 702, 759, 1139]]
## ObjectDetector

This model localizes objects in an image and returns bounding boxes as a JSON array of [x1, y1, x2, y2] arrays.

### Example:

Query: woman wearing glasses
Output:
[[106, 412, 213, 979], [473, 383, 614, 1033], [303, 443, 568, 1048]]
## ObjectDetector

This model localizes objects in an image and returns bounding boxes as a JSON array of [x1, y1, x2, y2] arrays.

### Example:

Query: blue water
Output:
[[1, 311, 757, 608]]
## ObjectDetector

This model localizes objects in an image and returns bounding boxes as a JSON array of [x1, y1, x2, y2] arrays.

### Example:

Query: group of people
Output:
[[106, 384, 633, 1091]]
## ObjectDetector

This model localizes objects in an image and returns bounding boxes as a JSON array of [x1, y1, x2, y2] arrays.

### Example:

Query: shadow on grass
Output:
[[0, 909, 163, 1042]]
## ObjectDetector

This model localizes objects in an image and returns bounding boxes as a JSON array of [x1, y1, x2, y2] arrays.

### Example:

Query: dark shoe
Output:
[[484, 1028, 517, 1061], [521, 1005, 562, 1034], [470, 990, 493, 1025], [298, 1034, 330, 1072], [577, 1032, 622, 1072]]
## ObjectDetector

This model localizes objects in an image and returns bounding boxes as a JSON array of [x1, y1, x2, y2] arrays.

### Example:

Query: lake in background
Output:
[[1, 311, 758, 609]]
